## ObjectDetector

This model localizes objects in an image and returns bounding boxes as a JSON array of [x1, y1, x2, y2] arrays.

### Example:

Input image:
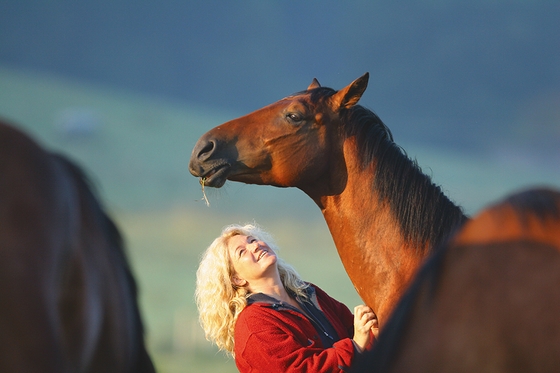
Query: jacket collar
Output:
[[246, 285, 319, 308]]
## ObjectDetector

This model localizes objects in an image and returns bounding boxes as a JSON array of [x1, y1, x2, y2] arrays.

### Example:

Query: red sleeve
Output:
[[234, 304, 357, 373]]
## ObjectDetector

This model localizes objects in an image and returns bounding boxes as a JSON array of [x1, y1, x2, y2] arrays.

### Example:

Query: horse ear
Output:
[[331, 72, 369, 110], [308, 78, 321, 90]]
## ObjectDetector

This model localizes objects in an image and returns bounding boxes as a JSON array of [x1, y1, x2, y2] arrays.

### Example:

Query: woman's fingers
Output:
[[354, 305, 379, 339], [353, 305, 379, 351], [355, 305, 376, 323]]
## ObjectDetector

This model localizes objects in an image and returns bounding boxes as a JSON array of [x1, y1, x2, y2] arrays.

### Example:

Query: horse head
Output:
[[189, 73, 370, 197]]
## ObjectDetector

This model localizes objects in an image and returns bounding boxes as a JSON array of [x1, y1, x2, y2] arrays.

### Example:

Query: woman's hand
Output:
[[352, 305, 379, 352]]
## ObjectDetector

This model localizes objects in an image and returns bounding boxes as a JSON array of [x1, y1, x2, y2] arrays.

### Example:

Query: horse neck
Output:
[[312, 137, 465, 322]]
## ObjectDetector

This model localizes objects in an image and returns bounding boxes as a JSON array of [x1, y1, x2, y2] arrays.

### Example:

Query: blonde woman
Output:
[[196, 223, 378, 372]]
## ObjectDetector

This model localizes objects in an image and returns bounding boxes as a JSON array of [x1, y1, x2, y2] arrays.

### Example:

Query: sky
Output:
[[1, 1, 558, 154]]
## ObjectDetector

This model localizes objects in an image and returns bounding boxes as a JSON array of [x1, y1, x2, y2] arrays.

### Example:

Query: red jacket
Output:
[[234, 284, 373, 372]]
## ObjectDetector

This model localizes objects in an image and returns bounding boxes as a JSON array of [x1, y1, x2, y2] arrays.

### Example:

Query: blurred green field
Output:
[[2, 65, 558, 373]]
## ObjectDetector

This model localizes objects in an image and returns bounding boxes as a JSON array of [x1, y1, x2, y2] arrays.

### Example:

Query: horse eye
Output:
[[286, 112, 304, 123]]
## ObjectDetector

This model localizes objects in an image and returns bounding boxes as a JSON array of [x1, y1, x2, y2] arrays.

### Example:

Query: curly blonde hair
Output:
[[195, 223, 309, 356]]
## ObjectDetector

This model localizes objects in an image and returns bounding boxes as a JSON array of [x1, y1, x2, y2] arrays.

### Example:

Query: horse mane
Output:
[[341, 104, 468, 253], [304, 87, 467, 251]]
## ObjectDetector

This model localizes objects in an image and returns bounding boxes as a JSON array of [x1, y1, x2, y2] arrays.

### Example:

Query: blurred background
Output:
[[1, 1, 558, 372]]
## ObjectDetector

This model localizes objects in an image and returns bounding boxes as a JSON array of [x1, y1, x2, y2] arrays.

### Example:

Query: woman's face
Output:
[[227, 234, 278, 288]]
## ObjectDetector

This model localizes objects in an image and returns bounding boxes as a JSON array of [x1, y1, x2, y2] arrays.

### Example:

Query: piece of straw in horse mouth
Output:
[[200, 177, 210, 207]]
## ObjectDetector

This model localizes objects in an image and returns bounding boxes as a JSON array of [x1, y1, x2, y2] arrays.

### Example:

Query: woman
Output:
[[196, 223, 378, 372]]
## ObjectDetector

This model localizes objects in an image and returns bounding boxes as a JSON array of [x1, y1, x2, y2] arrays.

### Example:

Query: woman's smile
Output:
[[257, 249, 267, 261]]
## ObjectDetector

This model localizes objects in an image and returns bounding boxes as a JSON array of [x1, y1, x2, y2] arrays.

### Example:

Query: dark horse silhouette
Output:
[[189, 73, 467, 324], [0, 120, 155, 372], [368, 187, 560, 372]]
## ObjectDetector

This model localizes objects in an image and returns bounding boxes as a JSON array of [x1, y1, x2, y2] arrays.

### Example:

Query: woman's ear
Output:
[[232, 275, 247, 287]]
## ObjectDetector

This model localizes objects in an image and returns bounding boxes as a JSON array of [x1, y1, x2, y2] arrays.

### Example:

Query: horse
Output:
[[189, 73, 468, 324], [0, 119, 155, 373], [368, 187, 560, 372]]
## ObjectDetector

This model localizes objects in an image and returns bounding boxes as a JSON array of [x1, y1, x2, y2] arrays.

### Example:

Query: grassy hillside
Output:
[[1, 65, 558, 372]]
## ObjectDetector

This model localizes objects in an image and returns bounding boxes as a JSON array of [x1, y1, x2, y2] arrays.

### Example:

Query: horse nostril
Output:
[[189, 138, 218, 176], [196, 139, 216, 160]]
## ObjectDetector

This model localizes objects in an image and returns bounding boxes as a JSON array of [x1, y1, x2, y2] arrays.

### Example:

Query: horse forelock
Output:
[[341, 106, 467, 253], [277, 85, 331, 101]]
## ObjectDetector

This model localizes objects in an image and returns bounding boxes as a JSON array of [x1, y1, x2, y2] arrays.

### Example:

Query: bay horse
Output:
[[0, 120, 155, 373], [368, 187, 560, 372], [189, 73, 467, 324]]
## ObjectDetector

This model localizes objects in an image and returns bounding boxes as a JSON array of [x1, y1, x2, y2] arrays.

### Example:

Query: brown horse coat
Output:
[[368, 187, 560, 372], [0, 120, 155, 372]]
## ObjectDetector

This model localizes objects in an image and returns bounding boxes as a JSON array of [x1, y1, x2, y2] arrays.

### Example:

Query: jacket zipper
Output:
[[274, 301, 335, 341]]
